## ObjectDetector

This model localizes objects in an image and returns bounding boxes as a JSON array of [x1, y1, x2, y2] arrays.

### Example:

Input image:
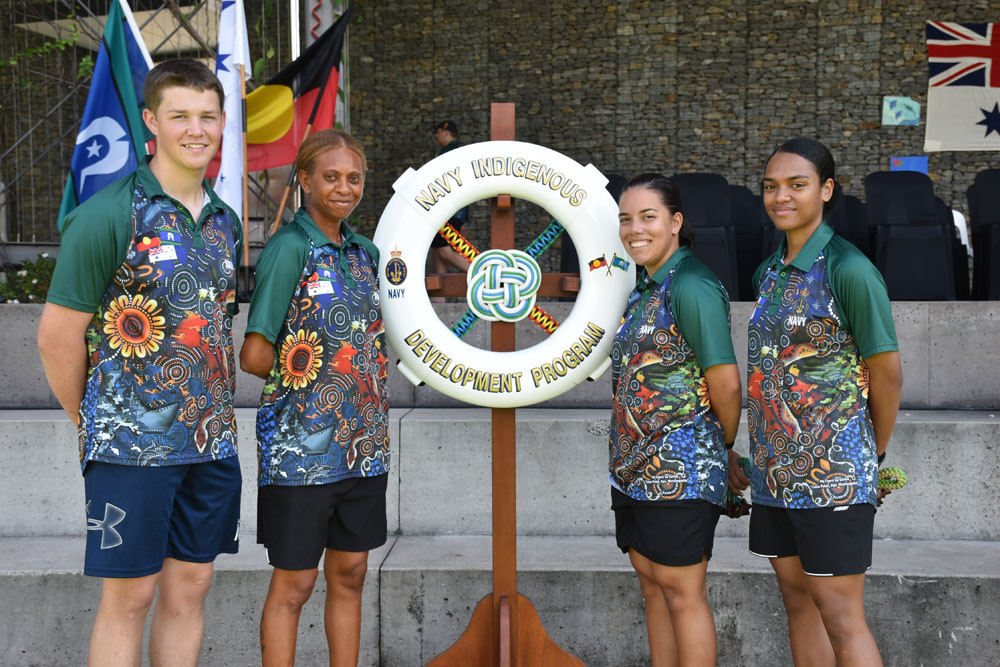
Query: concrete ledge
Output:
[[394, 408, 1000, 541], [5, 302, 1000, 410], [2, 408, 998, 541], [0, 536, 392, 667], [380, 535, 1000, 667], [2, 535, 997, 666], [0, 408, 403, 540]]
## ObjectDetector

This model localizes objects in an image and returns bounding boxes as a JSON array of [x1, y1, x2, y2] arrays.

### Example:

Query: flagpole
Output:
[[240, 61, 250, 292], [269, 0, 305, 236], [118, 0, 153, 68], [290, 0, 301, 62], [268, 122, 312, 236], [290, 0, 302, 216], [267, 2, 353, 236]]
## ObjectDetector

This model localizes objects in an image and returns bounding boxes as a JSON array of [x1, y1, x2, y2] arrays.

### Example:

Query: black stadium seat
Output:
[[829, 193, 871, 260], [864, 171, 956, 300], [865, 170, 939, 226], [728, 184, 766, 300], [672, 173, 738, 298], [969, 169, 1000, 299]]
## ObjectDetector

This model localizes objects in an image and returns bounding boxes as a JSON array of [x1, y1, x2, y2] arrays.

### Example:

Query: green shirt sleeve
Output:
[[46, 178, 133, 313], [670, 257, 738, 370], [827, 237, 899, 359], [245, 225, 310, 344]]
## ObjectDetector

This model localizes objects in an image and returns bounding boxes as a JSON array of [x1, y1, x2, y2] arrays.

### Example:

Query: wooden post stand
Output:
[[426, 104, 584, 667]]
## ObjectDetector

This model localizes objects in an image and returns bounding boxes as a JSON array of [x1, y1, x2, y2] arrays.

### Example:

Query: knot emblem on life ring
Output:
[[467, 249, 541, 322]]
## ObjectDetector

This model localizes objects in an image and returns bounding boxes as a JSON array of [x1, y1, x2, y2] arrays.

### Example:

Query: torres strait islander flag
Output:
[[924, 21, 1000, 152], [245, 3, 351, 171], [57, 0, 152, 230]]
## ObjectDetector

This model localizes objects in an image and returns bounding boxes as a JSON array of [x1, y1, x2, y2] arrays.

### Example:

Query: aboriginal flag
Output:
[[245, 3, 351, 171], [588, 255, 608, 271]]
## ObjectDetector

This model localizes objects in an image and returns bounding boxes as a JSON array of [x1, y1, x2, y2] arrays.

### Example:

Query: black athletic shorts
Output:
[[612, 487, 721, 567], [257, 474, 388, 570], [749, 503, 875, 576]]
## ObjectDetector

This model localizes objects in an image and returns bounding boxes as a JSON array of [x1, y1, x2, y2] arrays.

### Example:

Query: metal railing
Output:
[[0, 0, 302, 254]]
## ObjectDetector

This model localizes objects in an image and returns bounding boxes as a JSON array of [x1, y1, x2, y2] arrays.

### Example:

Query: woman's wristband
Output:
[[725, 441, 735, 450], [877, 451, 886, 466]]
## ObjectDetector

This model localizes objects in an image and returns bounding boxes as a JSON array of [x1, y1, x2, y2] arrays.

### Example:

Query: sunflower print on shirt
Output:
[[78, 183, 239, 470], [256, 238, 389, 486]]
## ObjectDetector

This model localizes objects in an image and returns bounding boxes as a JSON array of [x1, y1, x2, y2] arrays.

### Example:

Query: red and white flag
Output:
[[924, 21, 1000, 152]]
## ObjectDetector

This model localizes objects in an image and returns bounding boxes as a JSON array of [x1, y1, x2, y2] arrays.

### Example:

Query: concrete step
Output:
[[6, 301, 1000, 410], [0, 536, 389, 667], [1, 535, 997, 666], [4, 409, 998, 542], [0, 408, 401, 542]]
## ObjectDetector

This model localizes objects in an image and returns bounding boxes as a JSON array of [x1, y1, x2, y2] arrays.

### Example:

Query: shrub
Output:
[[0, 253, 55, 303]]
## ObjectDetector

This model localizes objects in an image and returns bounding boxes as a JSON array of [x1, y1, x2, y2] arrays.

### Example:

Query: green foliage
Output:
[[77, 54, 93, 79], [1, 19, 92, 82], [252, 0, 277, 80], [0, 253, 56, 304], [2, 22, 79, 68]]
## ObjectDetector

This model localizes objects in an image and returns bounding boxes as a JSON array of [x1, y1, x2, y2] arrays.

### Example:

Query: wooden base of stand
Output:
[[427, 593, 584, 667]]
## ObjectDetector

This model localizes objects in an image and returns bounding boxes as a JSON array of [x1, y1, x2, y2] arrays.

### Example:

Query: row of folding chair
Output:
[[563, 170, 990, 300], [674, 171, 982, 301]]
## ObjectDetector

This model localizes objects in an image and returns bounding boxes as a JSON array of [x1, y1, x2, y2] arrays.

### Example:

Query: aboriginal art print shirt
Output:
[[610, 247, 737, 506], [248, 208, 389, 486], [48, 158, 241, 471], [747, 222, 898, 509]]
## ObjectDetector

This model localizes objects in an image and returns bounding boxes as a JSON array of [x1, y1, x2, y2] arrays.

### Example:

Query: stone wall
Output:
[[347, 0, 1000, 255]]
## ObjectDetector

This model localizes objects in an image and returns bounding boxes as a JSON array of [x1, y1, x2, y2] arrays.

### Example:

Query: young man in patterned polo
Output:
[[38, 59, 241, 666]]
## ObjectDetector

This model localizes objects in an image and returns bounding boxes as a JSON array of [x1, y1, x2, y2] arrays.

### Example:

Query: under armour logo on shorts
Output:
[[86, 501, 126, 549]]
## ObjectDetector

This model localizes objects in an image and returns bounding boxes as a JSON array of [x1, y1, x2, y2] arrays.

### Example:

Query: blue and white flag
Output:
[[214, 0, 252, 220], [57, 0, 152, 230], [924, 21, 1000, 152]]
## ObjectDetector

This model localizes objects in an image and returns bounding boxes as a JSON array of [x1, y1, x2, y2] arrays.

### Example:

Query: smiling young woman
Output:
[[732, 138, 903, 666], [240, 130, 389, 667], [610, 173, 742, 667]]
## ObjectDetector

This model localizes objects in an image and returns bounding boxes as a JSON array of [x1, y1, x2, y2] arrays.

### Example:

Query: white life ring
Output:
[[373, 141, 635, 408]]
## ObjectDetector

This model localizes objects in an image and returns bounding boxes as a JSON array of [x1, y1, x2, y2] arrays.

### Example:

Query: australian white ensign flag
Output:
[[214, 0, 252, 220], [924, 21, 1000, 152]]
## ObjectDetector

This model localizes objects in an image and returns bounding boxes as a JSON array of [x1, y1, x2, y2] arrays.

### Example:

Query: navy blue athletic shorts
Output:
[[83, 457, 242, 578], [749, 503, 875, 576]]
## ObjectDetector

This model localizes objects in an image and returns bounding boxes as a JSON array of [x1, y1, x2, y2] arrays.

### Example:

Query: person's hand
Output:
[[877, 487, 892, 507], [728, 449, 749, 493]]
